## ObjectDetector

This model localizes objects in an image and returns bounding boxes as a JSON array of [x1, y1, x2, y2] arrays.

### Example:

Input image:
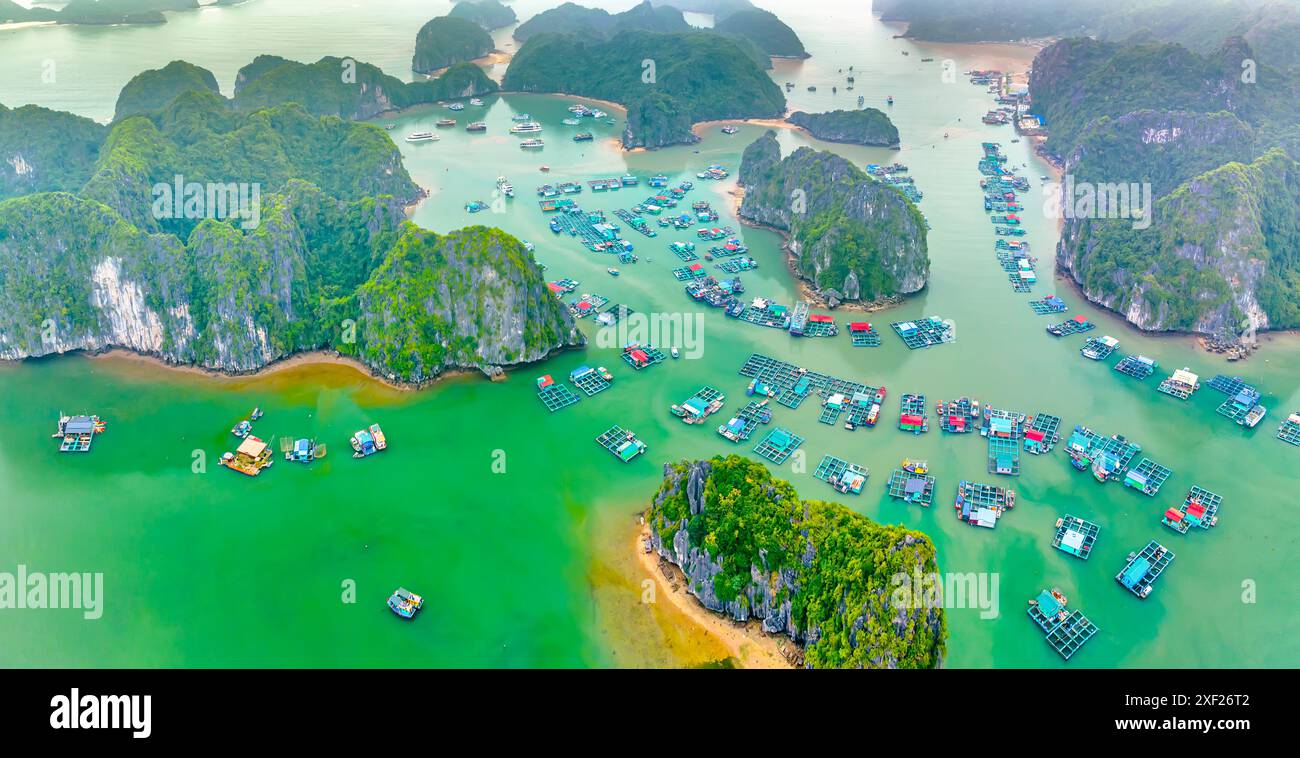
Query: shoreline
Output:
[[632, 528, 793, 669], [87, 349, 424, 391]]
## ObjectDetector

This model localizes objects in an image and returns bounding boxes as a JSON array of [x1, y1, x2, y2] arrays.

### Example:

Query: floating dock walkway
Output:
[[1163, 486, 1222, 534], [753, 427, 804, 464], [1053, 515, 1099, 560], [813, 455, 869, 495], [1116, 540, 1174, 599], [596, 425, 648, 462], [886, 460, 935, 506], [1124, 457, 1172, 496], [1027, 589, 1098, 661], [1114, 355, 1157, 380]]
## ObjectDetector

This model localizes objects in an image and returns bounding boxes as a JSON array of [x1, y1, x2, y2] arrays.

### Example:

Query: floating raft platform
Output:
[[1066, 425, 1141, 482], [1116, 540, 1174, 599], [1046, 315, 1094, 337], [848, 322, 881, 347], [54, 414, 105, 453], [1053, 515, 1099, 560], [1125, 457, 1172, 496], [671, 263, 708, 281], [1156, 368, 1200, 400], [1206, 375, 1266, 427], [1027, 589, 1099, 661], [738, 354, 816, 409], [819, 393, 847, 425], [753, 427, 804, 464], [886, 460, 935, 506], [899, 393, 928, 433], [669, 241, 698, 261], [983, 408, 1024, 476], [891, 317, 955, 349], [937, 397, 977, 434], [813, 455, 869, 495], [1278, 412, 1300, 446], [598, 303, 636, 326], [800, 314, 838, 338], [621, 344, 667, 370], [1028, 295, 1067, 315], [717, 400, 771, 442], [672, 386, 724, 424], [955, 480, 1014, 528], [716, 257, 757, 274], [1163, 486, 1222, 534], [596, 425, 648, 462], [1207, 374, 1250, 396], [737, 300, 791, 329], [569, 365, 612, 396], [1080, 335, 1119, 361], [1024, 412, 1060, 454], [1114, 354, 1157, 380], [535, 376, 580, 412]]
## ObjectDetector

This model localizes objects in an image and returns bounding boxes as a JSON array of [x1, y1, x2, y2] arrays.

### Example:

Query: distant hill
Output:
[[412, 16, 496, 74], [448, 0, 517, 31], [714, 8, 807, 58], [513, 0, 690, 42]]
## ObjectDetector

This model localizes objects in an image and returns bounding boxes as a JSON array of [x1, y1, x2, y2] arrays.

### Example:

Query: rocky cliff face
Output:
[[738, 131, 928, 305], [645, 456, 946, 668], [787, 109, 899, 147]]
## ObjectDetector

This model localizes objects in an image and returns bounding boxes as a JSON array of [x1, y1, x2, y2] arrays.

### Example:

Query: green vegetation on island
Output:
[[645, 456, 947, 669], [738, 131, 928, 305], [234, 56, 498, 120], [502, 30, 785, 149], [411, 15, 496, 74], [513, 0, 690, 42], [114, 60, 222, 121], [714, 8, 807, 58], [0, 104, 107, 201], [787, 108, 899, 147], [448, 0, 518, 30]]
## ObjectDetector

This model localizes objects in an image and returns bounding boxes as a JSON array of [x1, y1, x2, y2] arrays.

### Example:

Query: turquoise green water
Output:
[[1, 0, 1297, 667]]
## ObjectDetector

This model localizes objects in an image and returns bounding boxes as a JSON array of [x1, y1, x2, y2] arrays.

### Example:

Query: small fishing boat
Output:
[[250, 407, 264, 420], [232, 419, 253, 438], [511, 112, 531, 122], [573, 132, 593, 142], [721, 125, 738, 134], [807, 85, 817, 92], [539, 165, 551, 172], [448, 102, 465, 111], [562, 117, 581, 126], [384, 123, 396, 130], [887, 95, 894, 105], [350, 424, 386, 458], [435, 118, 456, 127], [519, 138, 545, 149], [607, 267, 620, 277], [469, 98, 484, 106], [404, 131, 439, 143], [671, 347, 680, 359], [465, 200, 489, 213], [387, 588, 424, 619]]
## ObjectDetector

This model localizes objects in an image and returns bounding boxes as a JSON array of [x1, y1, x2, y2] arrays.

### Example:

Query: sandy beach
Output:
[[632, 529, 794, 669]]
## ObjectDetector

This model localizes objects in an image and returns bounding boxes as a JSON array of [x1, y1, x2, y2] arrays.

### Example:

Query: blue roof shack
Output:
[[1121, 558, 1151, 590], [995, 454, 1016, 475]]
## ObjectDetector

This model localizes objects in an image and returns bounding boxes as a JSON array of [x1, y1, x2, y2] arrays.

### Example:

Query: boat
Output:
[[435, 118, 456, 127], [539, 165, 551, 172], [370, 424, 387, 451], [509, 121, 543, 134], [511, 113, 531, 122], [384, 123, 395, 130], [465, 200, 489, 213], [404, 131, 439, 143], [887, 96, 894, 105], [250, 407, 263, 420], [387, 588, 424, 619], [671, 347, 680, 359], [469, 98, 484, 106], [350, 424, 386, 458], [721, 125, 738, 134], [465, 121, 487, 132], [573, 132, 593, 142], [807, 85, 817, 92], [607, 267, 620, 277], [447, 102, 465, 111], [219, 435, 274, 476], [519, 138, 545, 149], [562, 117, 581, 126], [283, 437, 326, 463], [496, 177, 515, 197], [232, 419, 253, 438]]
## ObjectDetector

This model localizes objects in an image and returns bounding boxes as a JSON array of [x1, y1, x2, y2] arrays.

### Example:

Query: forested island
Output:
[[1031, 35, 1299, 341], [503, 30, 785, 149], [0, 71, 580, 384], [412, 15, 497, 75], [738, 131, 929, 307], [786, 109, 899, 147], [1, 0, 252, 26], [448, 0, 517, 30], [644, 456, 947, 669]]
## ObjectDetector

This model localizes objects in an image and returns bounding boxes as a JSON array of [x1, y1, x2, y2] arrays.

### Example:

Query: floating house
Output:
[[220, 435, 274, 476], [387, 588, 424, 619], [54, 414, 105, 453], [283, 438, 326, 463], [1116, 540, 1175, 599], [596, 425, 647, 462], [1156, 367, 1200, 400], [1027, 589, 1099, 661], [1053, 515, 1100, 560]]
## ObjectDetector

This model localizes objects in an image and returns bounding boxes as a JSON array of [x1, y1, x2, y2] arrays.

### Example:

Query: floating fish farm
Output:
[[955, 480, 1014, 528], [1279, 412, 1300, 446], [899, 393, 928, 433], [938, 397, 978, 434], [1080, 335, 1119, 361], [596, 425, 647, 463], [670, 263, 707, 281], [1156, 368, 1200, 400], [622, 344, 667, 370], [1046, 315, 1094, 337], [1028, 295, 1067, 315], [1024, 413, 1061, 454], [983, 408, 1024, 476], [535, 375, 580, 412], [1053, 515, 1099, 560], [717, 400, 772, 443], [1116, 540, 1174, 599], [848, 322, 881, 347], [887, 460, 935, 505], [1163, 486, 1222, 534], [813, 455, 870, 495], [753, 427, 804, 464], [568, 365, 612, 396], [891, 317, 955, 349], [1065, 426, 1142, 482], [1027, 589, 1099, 661], [1114, 355, 1157, 380], [1206, 375, 1267, 428]]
